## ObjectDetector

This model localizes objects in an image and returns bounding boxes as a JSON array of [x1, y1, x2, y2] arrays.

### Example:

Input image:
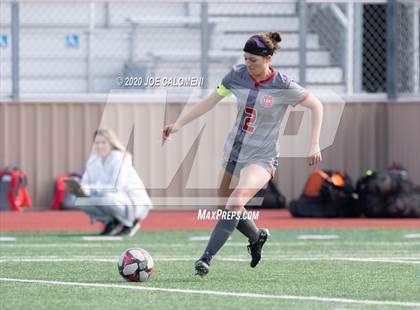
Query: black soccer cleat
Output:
[[100, 219, 120, 236], [194, 260, 209, 277], [115, 219, 140, 237], [247, 228, 270, 268], [194, 254, 212, 277]]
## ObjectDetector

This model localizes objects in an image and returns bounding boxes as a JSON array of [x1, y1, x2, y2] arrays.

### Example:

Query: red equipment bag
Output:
[[50, 173, 82, 209], [0, 167, 32, 211]]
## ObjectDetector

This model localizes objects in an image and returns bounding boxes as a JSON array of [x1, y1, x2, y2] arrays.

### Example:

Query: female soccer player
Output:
[[162, 32, 323, 276]]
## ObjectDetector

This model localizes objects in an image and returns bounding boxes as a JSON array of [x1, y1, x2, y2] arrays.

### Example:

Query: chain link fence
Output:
[[0, 1, 11, 96], [0, 0, 419, 99], [396, 0, 419, 96], [307, 2, 348, 93], [362, 3, 387, 93]]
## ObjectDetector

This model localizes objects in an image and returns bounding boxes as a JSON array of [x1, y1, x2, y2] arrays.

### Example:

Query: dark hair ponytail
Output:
[[257, 32, 282, 53], [267, 32, 281, 44]]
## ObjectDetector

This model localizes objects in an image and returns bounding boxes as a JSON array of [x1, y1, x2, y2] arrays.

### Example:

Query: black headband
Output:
[[243, 37, 273, 56]]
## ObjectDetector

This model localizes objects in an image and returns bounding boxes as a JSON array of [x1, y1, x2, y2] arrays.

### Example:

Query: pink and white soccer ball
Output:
[[118, 248, 154, 282]]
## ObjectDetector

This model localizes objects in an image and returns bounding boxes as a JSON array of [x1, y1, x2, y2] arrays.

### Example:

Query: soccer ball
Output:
[[118, 248, 154, 282]]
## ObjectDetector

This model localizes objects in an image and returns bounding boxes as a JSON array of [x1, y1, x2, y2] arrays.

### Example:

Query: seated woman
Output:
[[74, 128, 153, 236]]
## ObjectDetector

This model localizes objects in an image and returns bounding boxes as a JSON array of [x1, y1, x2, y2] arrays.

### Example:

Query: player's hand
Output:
[[307, 144, 322, 166], [161, 123, 180, 142]]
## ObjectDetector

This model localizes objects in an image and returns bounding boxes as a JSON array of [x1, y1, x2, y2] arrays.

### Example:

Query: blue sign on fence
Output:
[[65, 34, 79, 49], [0, 35, 8, 49]]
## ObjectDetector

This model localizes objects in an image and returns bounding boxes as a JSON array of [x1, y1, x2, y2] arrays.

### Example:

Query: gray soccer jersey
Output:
[[217, 64, 308, 164]]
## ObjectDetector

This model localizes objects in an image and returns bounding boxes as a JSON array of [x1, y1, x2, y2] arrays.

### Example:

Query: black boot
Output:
[[247, 228, 270, 268], [194, 252, 212, 277], [100, 219, 120, 235]]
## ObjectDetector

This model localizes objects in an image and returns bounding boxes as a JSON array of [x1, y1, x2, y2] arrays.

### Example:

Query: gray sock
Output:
[[202, 210, 240, 260], [236, 218, 260, 244]]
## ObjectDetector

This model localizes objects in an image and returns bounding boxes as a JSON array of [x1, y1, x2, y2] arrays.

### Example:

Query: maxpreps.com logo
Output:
[[261, 95, 273, 108], [197, 209, 259, 221]]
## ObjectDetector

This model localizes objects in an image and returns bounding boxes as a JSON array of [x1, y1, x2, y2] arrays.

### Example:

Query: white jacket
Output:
[[81, 150, 153, 217]]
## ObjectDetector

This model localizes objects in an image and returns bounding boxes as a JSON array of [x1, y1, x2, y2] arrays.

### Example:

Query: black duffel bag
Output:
[[289, 169, 360, 217], [356, 167, 420, 218]]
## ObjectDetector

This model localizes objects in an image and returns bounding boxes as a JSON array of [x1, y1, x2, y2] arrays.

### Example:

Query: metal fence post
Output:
[[128, 21, 136, 65], [413, 2, 419, 95], [299, 0, 307, 87], [346, 2, 354, 96], [86, 2, 95, 93], [200, 0, 209, 89], [11, 0, 20, 100], [386, 0, 397, 100], [353, 2, 363, 94]]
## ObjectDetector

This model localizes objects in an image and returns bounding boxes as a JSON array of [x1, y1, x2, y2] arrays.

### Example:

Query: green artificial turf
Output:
[[0, 228, 419, 310]]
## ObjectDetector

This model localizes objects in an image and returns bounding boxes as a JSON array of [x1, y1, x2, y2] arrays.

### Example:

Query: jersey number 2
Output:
[[242, 107, 257, 133]]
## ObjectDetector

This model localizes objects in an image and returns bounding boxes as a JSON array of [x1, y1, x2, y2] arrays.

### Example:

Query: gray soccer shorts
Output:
[[222, 158, 278, 179]]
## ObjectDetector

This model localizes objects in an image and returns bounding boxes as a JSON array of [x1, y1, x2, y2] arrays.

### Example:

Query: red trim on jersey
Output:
[[248, 67, 277, 88], [293, 91, 310, 107], [269, 168, 276, 178]]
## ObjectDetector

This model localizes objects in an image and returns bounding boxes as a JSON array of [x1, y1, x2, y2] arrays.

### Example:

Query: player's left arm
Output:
[[299, 93, 323, 166]]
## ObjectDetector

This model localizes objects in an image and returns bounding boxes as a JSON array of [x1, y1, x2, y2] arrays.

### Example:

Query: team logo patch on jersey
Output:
[[261, 95, 273, 108]]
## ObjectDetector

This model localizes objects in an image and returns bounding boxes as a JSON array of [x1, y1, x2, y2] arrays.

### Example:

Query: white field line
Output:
[[0, 256, 418, 264], [298, 235, 339, 240], [81, 237, 123, 241], [0, 277, 419, 308], [267, 250, 419, 255], [189, 236, 232, 241], [0, 237, 16, 242], [404, 234, 420, 239], [189, 236, 210, 241], [283, 257, 420, 264], [0, 241, 418, 248]]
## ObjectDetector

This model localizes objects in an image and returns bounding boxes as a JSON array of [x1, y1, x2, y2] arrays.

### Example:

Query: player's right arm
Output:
[[162, 89, 225, 141]]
